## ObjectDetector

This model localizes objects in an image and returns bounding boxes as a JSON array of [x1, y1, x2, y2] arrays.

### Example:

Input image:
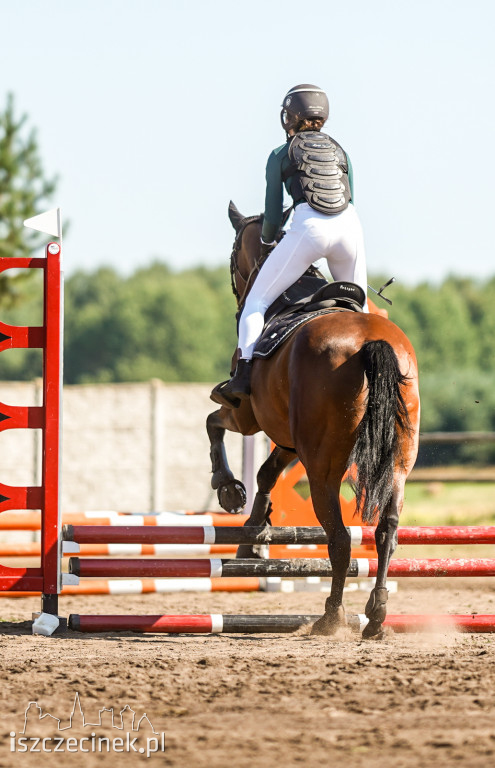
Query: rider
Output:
[[222, 83, 369, 404]]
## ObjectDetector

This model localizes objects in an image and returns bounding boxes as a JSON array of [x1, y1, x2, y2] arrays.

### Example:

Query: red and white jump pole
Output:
[[0, 510, 250, 530], [63, 523, 495, 546], [68, 613, 495, 635], [68, 556, 495, 579], [1, 576, 262, 598]]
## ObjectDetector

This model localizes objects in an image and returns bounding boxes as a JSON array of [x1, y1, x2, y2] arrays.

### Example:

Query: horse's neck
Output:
[[236, 247, 259, 302], [241, 247, 258, 276]]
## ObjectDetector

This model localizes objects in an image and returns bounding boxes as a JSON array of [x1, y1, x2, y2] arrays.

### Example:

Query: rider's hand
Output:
[[260, 238, 277, 260]]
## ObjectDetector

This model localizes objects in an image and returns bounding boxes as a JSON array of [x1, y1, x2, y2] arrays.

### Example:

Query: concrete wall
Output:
[[0, 381, 264, 512]]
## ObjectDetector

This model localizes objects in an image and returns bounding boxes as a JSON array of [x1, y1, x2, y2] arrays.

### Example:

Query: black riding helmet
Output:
[[280, 84, 329, 134]]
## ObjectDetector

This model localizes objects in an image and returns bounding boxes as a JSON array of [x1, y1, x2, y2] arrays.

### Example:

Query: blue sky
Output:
[[2, 0, 494, 284]]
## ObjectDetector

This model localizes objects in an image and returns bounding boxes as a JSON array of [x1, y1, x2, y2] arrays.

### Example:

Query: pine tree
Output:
[[0, 93, 57, 305]]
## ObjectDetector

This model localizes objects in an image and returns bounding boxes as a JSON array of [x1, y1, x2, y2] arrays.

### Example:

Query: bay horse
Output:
[[207, 202, 420, 639]]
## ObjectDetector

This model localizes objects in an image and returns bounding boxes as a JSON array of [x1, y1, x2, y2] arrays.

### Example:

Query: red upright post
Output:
[[41, 243, 63, 612], [0, 244, 62, 613]]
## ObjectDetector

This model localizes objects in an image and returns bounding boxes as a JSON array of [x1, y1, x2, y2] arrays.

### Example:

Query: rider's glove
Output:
[[260, 238, 277, 260]]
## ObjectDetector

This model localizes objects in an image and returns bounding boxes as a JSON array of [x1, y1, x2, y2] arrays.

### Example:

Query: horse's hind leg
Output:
[[236, 446, 295, 558], [207, 409, 247, 513], [362, 477, 405, 640], [309, 476, 351, 635]]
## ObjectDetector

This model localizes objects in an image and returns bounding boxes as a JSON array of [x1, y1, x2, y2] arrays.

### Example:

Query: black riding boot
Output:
[[222, 359, 252, 401]]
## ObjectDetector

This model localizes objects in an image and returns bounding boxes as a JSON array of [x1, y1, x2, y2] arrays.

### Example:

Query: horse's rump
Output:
[[251, 311, 419, 505]]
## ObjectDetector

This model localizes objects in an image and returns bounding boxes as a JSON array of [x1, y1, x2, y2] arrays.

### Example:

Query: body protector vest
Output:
[[283, 131, 351, 215]]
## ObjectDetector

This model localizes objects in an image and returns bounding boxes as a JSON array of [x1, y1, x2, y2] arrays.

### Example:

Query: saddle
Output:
[[253, 278, 365, 360]]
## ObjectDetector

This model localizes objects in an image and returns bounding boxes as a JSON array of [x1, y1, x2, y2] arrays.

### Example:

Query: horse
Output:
[[206, 202, 420, 639]]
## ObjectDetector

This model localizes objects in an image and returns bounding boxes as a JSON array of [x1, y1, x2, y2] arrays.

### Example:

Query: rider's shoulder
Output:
[[270, 142, 289, 157], [266, 142, 289, 167]]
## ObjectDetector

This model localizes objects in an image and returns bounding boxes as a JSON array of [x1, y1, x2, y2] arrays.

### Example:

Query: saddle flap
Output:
[[263, 268, 328, 324]]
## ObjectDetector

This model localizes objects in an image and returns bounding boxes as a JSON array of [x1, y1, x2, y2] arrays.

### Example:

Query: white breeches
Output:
[[238, 202, 368, 359]]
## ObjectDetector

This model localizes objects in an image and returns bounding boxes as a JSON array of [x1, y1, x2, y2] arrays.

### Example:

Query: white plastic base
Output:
[[32, 612, 60, 636]]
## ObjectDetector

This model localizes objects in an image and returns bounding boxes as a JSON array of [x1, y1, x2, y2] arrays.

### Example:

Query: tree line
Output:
[[2, 263, 495, 453]]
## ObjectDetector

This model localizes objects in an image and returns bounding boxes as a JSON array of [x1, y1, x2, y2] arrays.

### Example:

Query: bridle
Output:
[[229, 215, 264, 308]]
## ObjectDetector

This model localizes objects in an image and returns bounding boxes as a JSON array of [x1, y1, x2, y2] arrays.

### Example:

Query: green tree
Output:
[[6, 260, 495, 464], [0, 92, 57, 306], [63, 262, 237, 384], [386, 278, 480, 373]]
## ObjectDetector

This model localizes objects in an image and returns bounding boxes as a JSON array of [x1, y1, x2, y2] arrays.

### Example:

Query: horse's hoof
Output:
[[218, 480, 247, 513], [311, 615, 334, 636], [361, 620, 385, 640], [310, 609, 346, 636]]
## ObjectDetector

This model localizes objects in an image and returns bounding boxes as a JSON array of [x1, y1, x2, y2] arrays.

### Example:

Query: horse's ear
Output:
[[281, 205, 293, 228], [228, 201, 245, 233]]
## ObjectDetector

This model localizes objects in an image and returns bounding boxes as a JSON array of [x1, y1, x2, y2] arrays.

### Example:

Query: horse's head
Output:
[[228, 201, 291, 308]]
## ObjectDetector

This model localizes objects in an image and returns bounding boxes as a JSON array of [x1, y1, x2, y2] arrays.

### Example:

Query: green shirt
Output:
[[261, 139, 354, 243]]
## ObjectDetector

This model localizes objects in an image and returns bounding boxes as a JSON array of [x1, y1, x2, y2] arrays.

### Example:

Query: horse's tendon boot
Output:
[[362, 586, 389, 639]]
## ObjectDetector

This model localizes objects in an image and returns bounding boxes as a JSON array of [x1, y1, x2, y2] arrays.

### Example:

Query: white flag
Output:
[[24, 208, 62, 238]]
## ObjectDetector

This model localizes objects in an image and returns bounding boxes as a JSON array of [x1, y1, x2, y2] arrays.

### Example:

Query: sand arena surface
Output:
[[0, 579, 494, 767]]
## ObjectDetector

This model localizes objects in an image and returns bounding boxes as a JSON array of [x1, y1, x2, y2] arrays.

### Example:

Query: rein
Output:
[[229, 215, 263, 307]]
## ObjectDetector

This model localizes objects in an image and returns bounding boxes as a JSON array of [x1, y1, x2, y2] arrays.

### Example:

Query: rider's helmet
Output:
[[280, 84, 329, 133]]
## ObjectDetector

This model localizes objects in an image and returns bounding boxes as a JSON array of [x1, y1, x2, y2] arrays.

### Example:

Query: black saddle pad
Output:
[[252, 308, 337, 359]]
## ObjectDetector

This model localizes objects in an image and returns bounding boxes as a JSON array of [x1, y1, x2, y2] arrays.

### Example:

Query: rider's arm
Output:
[[346, 152, 354, 204], [261, 149, 284, 244]]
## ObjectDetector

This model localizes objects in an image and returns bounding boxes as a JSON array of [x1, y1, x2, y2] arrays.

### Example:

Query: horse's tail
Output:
[[347, 340, 412, 524]]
